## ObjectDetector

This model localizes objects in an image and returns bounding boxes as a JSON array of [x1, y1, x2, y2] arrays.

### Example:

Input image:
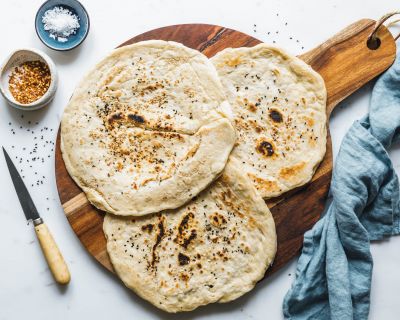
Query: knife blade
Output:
[[3, 147, 41, 223], [3, 147, 71, 285]]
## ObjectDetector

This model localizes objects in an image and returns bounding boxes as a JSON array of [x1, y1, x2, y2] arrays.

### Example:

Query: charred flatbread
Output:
[[61, 40, 236, 216], [103, 158, 276, 312], [212, 44, 326, 198]]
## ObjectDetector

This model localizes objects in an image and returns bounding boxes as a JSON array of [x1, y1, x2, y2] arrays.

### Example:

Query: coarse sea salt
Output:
[[42, 6, 80, 43]]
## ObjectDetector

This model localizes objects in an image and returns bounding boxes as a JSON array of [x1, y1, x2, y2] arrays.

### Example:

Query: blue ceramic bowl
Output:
[[35, 0, 90, 51]]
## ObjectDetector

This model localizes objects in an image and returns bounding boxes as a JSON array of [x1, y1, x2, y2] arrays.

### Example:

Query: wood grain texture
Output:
[[55, 20, 396, 275]]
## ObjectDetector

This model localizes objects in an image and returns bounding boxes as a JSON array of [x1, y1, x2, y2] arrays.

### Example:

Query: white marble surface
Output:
[[0, 0, 400, 319]]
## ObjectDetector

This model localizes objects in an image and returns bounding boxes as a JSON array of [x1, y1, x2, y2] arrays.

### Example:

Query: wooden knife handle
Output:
[[34, 222, 71, 285]]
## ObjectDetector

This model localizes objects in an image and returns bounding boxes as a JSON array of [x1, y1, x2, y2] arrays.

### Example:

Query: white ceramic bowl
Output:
[[0, 48, 58, 111]]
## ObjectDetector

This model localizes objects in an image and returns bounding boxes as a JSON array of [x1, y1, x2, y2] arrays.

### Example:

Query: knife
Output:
[[3, 147, 70, 285]]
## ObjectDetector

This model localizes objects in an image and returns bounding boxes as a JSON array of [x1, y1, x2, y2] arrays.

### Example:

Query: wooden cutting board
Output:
[[55, 20, 396, 275]]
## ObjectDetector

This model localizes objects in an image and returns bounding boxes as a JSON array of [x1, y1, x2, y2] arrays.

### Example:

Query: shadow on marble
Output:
[[30, 29, 92, 66], [5, 103, 51, 123]]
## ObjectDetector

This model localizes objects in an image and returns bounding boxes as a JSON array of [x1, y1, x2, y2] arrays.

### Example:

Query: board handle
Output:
[[34, 219, 71, 285], [300, 19, 397, 116]]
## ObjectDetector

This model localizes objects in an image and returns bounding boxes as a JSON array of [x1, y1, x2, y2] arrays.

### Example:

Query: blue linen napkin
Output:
[[282, 51, 400, 320]]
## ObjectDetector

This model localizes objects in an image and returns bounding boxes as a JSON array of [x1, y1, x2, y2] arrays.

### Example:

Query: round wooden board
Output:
[[55, 22, 396, 275]]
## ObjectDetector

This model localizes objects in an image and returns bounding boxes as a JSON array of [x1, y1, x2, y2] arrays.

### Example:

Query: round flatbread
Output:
[[211, 44, 327, 198], [103, 158, 277, 313], [61, 40, 236, 216]]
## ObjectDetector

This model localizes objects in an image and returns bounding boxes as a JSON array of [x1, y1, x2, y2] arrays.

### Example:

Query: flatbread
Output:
[[103, 158, 277, 313], [61, 40, 236, 216], [212, 44, 327, 198]]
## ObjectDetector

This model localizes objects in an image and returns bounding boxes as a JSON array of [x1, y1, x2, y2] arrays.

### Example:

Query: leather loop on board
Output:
[[369, 11, 400, 45], [387, 19, 400, 40]]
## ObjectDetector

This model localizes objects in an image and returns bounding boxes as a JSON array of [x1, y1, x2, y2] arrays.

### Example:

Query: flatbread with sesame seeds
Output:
[[61, 40, 236, 216], [103, 158, 276, 313], [211, 44, 327, 198]]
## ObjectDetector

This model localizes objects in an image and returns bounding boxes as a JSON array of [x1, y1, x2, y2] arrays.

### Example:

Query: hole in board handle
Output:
[[367, 37, 381, 50]]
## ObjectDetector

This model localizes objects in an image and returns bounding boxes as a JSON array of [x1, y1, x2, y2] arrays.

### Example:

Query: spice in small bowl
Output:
[[42, 6, 80, 43], [35, 0, 90, 51], [0, 48, 58, 110], [9, 60, 51, 105]]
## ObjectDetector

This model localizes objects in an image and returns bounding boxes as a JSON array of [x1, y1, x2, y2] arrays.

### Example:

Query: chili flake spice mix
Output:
[[8, 60, 51, 104]]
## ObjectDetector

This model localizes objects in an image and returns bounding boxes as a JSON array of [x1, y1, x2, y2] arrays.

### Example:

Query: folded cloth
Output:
[[282, 51, 400, 320]]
